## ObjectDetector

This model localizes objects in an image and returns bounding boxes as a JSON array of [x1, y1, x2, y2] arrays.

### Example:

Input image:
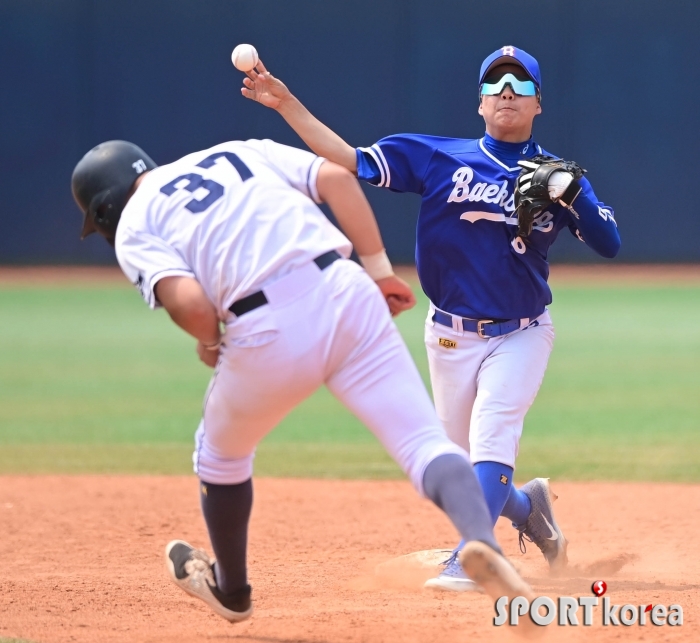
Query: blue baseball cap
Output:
[[479, 46, 541, 91]]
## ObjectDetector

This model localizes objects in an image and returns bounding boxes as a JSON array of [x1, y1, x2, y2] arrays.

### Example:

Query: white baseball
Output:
[[548, 170, 574, 200], [231, 44, 259, 72]]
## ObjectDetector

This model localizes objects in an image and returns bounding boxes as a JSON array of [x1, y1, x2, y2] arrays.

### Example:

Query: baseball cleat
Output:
[[516, 478, 568, 573], [424, 549, 481, 592], [460, 542, 541, 639], [165, 540, 253, 623]]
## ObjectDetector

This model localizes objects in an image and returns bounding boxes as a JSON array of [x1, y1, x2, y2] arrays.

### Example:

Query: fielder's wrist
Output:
[[359, 249, 394, 281], [559, 180, 582, 208], [277, 92, 300, 116]]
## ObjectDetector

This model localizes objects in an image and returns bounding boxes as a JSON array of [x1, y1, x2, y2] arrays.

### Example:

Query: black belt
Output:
[[432, 310, 527, 339], [228, 250, 342, 317]]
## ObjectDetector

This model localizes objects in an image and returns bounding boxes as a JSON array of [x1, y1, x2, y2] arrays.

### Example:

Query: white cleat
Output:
[[424, 549, 481, 592], [165, 539, 253, 623]]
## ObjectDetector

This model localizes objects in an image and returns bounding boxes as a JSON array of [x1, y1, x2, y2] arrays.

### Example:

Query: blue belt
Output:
[[432, 310, 525, 339]]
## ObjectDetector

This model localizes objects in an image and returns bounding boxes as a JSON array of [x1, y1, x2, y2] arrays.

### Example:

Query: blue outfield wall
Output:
[[1, 0, 698, 265]]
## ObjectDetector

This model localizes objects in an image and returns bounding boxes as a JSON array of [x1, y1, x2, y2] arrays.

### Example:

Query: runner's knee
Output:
[[193, 425, 255, 485]]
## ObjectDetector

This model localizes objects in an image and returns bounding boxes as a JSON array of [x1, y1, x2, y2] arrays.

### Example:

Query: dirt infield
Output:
[[1, 264, 700, 286], [0, 477, 697, 643]]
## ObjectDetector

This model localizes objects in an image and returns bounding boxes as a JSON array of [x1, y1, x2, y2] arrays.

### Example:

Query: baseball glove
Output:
[[514, 155, 586, 237]]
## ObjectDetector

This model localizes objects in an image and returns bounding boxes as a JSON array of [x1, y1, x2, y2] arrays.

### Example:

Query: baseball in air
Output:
[[231, 44, 259, 72]]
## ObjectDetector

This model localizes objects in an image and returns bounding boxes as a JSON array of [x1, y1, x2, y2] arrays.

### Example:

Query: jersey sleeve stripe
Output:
[[307, 156, 325, 204], [372, 144, 392, 188], [358, 146, 385, 187]]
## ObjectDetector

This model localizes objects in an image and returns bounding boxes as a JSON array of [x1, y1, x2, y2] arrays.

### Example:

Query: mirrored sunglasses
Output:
[[480, 73, 537, 97]]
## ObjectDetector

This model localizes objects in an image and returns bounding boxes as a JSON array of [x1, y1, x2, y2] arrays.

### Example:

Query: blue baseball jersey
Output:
[[356, 133, 620, 320]]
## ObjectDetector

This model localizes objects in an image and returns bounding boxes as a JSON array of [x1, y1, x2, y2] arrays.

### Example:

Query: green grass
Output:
[[0, 278, 699, 481], [520, 286, 700, 481]]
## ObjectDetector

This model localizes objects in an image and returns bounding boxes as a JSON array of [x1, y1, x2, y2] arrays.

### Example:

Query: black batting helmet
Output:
[[71, 140, 157, 244]]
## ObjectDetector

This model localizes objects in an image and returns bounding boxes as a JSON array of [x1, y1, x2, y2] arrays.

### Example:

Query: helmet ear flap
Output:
[[80, 189, 109, 239], [84, 185, 129, 242], [80, 211, 98, 239]]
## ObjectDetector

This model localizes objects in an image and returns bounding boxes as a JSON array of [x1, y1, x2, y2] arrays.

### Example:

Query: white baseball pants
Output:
[[194, 259, 467, 492], [425, 306, 555, 468]]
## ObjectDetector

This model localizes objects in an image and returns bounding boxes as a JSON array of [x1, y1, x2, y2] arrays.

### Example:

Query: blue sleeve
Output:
[[566, 178, 620, 259], [355, 134, 436, 194]]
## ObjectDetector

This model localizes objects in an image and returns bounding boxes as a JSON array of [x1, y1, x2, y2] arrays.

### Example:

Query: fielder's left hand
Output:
[[376, 275, 416, 317]]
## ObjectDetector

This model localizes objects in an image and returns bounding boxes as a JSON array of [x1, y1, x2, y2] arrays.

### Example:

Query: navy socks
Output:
[[199, 478, 253, 595]]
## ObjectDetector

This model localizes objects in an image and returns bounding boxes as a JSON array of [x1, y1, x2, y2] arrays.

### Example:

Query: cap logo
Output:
[[502, 46, 516, 57], [132, 159, 148, 173]]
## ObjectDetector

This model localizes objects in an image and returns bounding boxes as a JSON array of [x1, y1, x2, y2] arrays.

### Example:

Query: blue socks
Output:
[[474, 461, 517, 523], [451, 461, 532, 554], [502, 474, 532, 527], [474, 461, 532, 526]]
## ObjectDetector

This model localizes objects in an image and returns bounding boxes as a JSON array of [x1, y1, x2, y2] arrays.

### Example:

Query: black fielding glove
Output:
[[514, 155, 586, 237]]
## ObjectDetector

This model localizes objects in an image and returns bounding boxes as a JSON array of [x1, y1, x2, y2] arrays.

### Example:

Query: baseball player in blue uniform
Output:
[[241, 45, 621, 590], [71, 136, 538, 624]]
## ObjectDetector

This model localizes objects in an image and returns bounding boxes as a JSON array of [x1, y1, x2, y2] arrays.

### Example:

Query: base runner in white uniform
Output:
[[70, 138, 536, 625]]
